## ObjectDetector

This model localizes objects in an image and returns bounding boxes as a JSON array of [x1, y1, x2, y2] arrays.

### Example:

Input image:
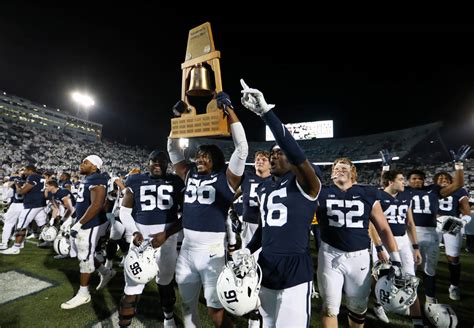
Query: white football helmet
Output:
[[375, 273, 420, 314], [53, 235, 70, 256], [124, 241, 158, 284], [40, 225, 58, 242], [438, 215, 463, 235], [424, 303, 458, 328], [216, 249, 262, 316]]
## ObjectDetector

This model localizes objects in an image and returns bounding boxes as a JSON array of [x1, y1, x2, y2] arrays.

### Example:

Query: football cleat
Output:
[[163, 317, 177, 328], [448, 286, 461, 301], [374, 304, 390, 323], [0, 246, 20, 255], [61, 293, 91, 309]]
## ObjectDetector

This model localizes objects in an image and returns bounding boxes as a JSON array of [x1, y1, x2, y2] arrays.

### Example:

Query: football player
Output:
[[45, 179, 76, 225], [434, 171, 471, 301], [0, 172, 25, 250], [58, 172, 73, 190], [61, 155, 116, 309], [239, 80, 320, 327], [117, 150, 184, 328], [315, 156, 401, 328], [1, 164, 47, 255], [230, 150, 271, 327], [167, 91, 248, 327], [370, 165, 423, 327], [405, 145, 468, 307]]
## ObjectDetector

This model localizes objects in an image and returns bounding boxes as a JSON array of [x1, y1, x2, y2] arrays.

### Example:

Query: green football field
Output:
[[1, 231, 473, 327]]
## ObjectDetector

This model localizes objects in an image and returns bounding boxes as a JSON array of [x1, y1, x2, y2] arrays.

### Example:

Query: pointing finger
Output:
[[240, 78, 249, 90]]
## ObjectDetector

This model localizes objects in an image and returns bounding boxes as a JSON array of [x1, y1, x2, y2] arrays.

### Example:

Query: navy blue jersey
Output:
[[438, 188, 469, 217], [406, 184, 442, 228], [241, 171, 271, 224], [125, 173, 184, 225], [183, 165, 235, 233], [256, 171, 318, 289], [317, 184, 381, 252], [379, 190, 411, 237], [76, 172, 108, 229], [9, 176, 24, 203], [59, 179, 72, 189], [53, 188, 76, 207], [233, 194, 243, 217], [23, 173, 46, 209]]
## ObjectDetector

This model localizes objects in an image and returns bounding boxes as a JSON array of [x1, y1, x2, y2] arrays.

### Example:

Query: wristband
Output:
[[389, 251, 402, 263], [412, 244, 419, 249], [454, 162, 464, 170], [375, 245, 384, 253]]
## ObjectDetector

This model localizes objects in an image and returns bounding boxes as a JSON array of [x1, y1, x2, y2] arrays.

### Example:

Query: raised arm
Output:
[[167, 137, 189, 181], [439, 145, 470, 198], [240, 79, 320, 198], [216, 92, 249, 191]]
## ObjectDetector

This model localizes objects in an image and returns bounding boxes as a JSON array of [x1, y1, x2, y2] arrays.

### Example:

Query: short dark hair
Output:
[[46, 180, 59, 188], [407, 169, 425, 180], [382, 169, 404, 188], [25, 164, 36, 172], [196, 144, 225, 173]]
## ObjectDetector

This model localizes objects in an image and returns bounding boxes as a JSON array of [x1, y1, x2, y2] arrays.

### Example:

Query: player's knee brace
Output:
[[79, 259, 95, 273], [158, 283, 176, 313], [119, 294, 140, 327], [348, 309, 366, 325]]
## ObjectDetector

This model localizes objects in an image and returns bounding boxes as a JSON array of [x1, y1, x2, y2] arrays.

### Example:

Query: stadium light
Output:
[[71, 91, 95, 120], [71, 92, 95, 108]]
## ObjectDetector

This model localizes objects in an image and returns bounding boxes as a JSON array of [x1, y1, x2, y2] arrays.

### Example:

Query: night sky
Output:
[[1, 4, 474, 150]]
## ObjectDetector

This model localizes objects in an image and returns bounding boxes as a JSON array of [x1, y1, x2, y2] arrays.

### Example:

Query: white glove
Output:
[[232, 247, 251, 265], [461, 215, 472, 226], [70, 221, 83, 238], [167, 137, 185, 165], [240, 79, 275, 116]]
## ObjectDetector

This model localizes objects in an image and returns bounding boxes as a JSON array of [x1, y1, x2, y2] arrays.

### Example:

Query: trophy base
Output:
[[170, 111, 230, 138]]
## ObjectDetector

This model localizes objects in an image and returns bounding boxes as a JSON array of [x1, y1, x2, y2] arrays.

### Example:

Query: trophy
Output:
[[170, 22, 230, 138]]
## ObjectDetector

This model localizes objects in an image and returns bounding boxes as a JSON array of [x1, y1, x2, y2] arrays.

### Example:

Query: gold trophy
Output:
[[170, 22, 230, 138]]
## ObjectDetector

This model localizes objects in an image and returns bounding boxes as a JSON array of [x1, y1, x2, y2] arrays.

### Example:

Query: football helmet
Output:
[[124, 241, 158, 284], [40, 225, 58, 242], [216, 248, 262, 316], [53, 235, 70, 256], [424, 303, 458, 328], [438, 216, 463, 235], [375, 272, 420, 314]]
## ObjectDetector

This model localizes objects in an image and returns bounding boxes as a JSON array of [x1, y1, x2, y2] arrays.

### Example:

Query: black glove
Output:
[[229, 209, 242, 234], [172, 100, 189, 117], [379, 149, 392, 167], [388, 261, 403, 281], [216, 92, 234, 116], [450, 144, 471, 163]]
